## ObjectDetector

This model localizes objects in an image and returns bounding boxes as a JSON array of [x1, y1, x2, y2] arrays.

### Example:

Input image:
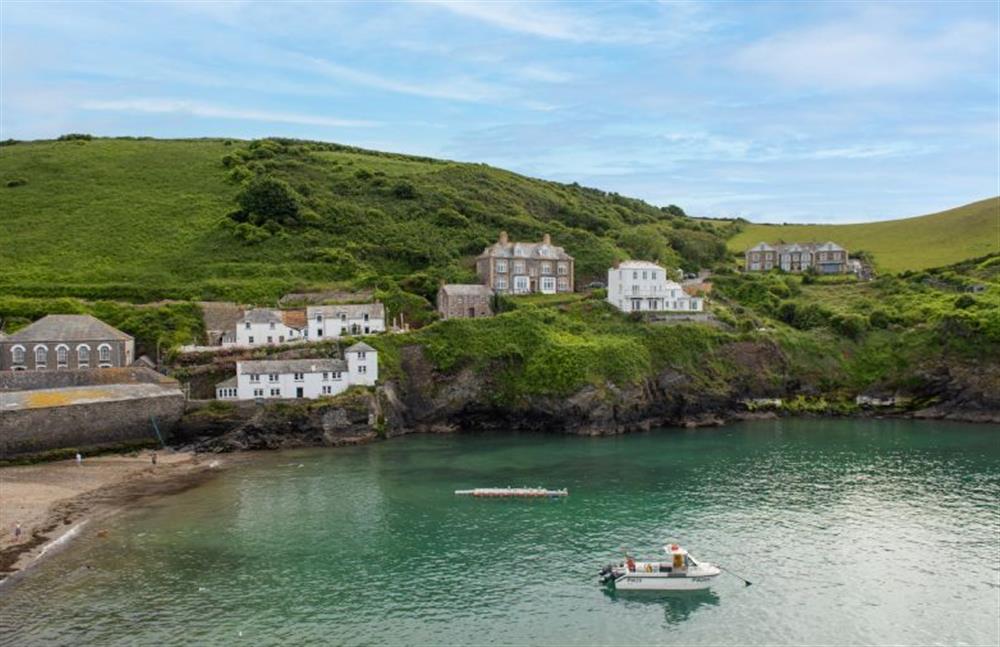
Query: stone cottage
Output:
[[0, 314, 134, 371], [437, 284, 494, 320], [745, 242, 848, 274]]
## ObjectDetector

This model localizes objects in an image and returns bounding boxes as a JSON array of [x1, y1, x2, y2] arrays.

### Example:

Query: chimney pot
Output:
[[499, 230, 509, 244], [542, 233, 551, 245]]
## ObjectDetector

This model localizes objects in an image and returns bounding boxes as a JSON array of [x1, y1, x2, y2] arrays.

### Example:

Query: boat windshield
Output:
[[686, 555, 699, 567]]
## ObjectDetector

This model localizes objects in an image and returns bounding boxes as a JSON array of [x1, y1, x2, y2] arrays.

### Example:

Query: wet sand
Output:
[[0, 451, 226, 581]]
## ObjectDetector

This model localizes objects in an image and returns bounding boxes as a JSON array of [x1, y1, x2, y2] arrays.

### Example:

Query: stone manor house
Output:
[[476, 231, 574, 295], [745, 242, 848, 274]]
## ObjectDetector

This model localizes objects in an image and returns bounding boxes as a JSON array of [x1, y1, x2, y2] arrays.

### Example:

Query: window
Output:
[[245, 322, 251, 330], [249, 336, 255, 344], [322, 372, 329, 381], [513, 260, 525, 274], [270, 388, 280, 397], [633, 271, 638, 279], [632, 285, 639, 295], [267, 336, 273, 344], [642, 271, 648, 280], [340, 313, 347, 321], [557, 263, 567, 275], [558, 277, 568, 290], [513, 276, 529, 293], [317, 329, 324, 337], [495, 276, 508, 290], [294, 373, 304, 381], [316, 314, 323, 322], [690, 300, 699, 311], [363, 313, 369, 321], [269, 373, 279, 382], [496, 260, 507, 273], [250, 374, 260, 383], [98, 345, 111, 363], [57, 346, 68, 367], [322, 386, 332, 395], [254, 388, 264, 397], [358, 365, 367, 374], [651, 272, 657, 280], [541, 276, 556, 293], [12, 346, 25, 365], [269, 322, 275, 330], [332, 371, 342, 380], [364, 326, 370, 334], [541, 262, 552, 275], [77, 345, 89, 366], [357, 351, 366, 360], [35, 346, 47, 366], [341, 327, 348, 335]]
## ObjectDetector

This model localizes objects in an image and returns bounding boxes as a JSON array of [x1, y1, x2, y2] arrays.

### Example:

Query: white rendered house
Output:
[[215, 342, 378, 400], [229, 308, 306, 347], [607, 261, 704, 313], [306, 303, 385, 340]]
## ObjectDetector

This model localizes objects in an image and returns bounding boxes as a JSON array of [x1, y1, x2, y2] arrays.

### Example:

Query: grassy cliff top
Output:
[[0, 136, 732, 304], [726, 197, 999, 273]]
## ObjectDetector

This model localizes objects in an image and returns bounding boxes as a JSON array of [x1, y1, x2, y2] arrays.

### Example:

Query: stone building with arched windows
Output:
[[0, 314, 134, 371]]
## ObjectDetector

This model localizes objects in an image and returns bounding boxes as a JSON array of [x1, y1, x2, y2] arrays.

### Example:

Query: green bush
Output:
[[237, 175, 302, 226]]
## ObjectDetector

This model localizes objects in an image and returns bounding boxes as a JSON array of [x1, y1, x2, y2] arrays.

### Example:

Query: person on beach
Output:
[[14, 522, 22, 543], [75, 452, 82, 466], [151, 451, 157, 465]]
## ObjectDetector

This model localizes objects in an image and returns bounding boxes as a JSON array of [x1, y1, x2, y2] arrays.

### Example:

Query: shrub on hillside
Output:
[[392, 181, 417, 199], [57, 133, 92, 141], [668, 229, 728, 270], [830, 312, 867, 340], [236, 175, 302, 226], [6, 178, 27, 188]]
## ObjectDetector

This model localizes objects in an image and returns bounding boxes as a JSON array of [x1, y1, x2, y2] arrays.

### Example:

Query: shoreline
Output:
[[0, 450, 228, 585], [2, 412, 995, 586]]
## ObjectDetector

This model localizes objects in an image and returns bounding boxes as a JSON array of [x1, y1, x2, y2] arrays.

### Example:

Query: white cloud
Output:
[[425, 0, 647, 43], [733, 17, 995, 90], [300, 55, 510, 103], [81, 99, 379, 128]]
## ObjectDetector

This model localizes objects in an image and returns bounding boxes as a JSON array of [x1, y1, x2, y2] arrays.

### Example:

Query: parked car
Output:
[[585, 281, 606, 289]]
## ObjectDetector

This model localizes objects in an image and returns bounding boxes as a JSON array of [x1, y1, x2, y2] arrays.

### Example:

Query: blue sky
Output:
[[2, 1, 997, 223]]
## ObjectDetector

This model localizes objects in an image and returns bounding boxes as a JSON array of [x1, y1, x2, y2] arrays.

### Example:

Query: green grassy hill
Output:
[[726, 197, 999, 273], [0, 137, 732, 304]]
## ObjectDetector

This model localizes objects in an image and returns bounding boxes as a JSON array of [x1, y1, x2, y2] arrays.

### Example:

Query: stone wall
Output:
[[0, 391, 185, 458], [0, 366, 176, 391], [0, 367, 185, 458]]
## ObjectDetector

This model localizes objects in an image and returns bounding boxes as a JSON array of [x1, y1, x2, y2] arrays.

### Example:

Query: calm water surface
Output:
[[2, 419, 998, 645]]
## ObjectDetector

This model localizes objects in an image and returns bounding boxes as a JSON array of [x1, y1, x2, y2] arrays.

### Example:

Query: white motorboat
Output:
[[599, 544, 722, 591]]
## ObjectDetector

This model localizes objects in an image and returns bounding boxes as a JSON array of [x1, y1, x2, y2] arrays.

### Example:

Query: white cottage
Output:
[[228, 308, 307, 347], [606, 261, 704, 313], [215, 342, 378, 401], [306, 303, 385, 340]]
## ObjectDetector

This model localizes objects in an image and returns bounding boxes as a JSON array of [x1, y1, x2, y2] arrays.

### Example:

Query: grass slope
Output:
[[0, 137, 732, 304], [726, 197, 1000, 273]]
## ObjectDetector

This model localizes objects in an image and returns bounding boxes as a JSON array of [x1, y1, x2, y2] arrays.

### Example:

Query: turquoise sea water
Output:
[[2, 419, 998, 645]]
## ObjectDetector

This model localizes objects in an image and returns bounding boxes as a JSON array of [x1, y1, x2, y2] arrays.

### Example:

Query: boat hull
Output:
[[614, 573, 718, 591]]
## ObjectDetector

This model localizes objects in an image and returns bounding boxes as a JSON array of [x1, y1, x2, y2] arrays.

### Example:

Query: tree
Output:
[[665, 204, 686, 218], [237, 176, 301, 226]]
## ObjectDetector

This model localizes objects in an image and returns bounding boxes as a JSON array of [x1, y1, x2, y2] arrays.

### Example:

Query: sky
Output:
[[1, 1, 998, 223]]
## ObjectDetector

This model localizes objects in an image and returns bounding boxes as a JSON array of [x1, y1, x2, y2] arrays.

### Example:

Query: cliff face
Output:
[[173, 340, 999, 453]]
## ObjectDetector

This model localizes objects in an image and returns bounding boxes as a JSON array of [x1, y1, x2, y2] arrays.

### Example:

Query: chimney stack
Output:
[[499, 230, 509, 244], [542, 233, 551, 245]]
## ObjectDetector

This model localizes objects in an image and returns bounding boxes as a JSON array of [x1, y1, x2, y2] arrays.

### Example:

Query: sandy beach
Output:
[[0, 450, 224, 581]]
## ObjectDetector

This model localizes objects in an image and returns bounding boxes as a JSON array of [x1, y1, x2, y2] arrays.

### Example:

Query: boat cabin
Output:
[[626, 544, 697, 574]]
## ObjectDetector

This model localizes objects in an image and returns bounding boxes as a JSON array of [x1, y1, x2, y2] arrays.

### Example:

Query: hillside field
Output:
[[726, 197, 999, 273]]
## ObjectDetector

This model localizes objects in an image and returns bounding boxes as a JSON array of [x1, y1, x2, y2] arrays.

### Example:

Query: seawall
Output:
[[0, 368, 186, 459]]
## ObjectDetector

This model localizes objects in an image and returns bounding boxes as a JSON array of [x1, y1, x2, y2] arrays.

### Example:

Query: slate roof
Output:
[[478, 240, 573, 261], [241, 308, 283, 324], [440, 284, 494, 297], [748, 242, 776, 252], [198, 301, 243, 333], [307, 302, 385, 320], [239, 358, 347, 374], [345, 341, 376, 353], [4, 315, 132, 343], [215, 375, 238, 388], [617, 260, 665, 270]]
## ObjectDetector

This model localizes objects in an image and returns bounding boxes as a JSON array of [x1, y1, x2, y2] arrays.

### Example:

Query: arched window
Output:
[[11, 346, 25, 365], [34, 345, 48, 367], [77, 345, 90, 366], [56, 345, 69, 367], [98, 344, 112, 364]]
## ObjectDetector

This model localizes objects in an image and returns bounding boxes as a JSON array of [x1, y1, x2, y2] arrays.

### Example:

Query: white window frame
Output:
[[557, 263, 567, 275], [495, 276, 508, 290], [495, 260, 507, 273], [541, 276, 556, 294], [513, 260, 526, 274], [34, 344, 48, 367], [513, 275, 530, 294], [269, 373, 279, 382], [56, 344, 69, 367], [98, 344, 112, 366], [11, 345, 26, 366], [77, 344, 90, 367]]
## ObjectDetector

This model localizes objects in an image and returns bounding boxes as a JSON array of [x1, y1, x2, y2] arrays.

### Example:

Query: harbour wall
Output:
[[0, 368, 186, 459]]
